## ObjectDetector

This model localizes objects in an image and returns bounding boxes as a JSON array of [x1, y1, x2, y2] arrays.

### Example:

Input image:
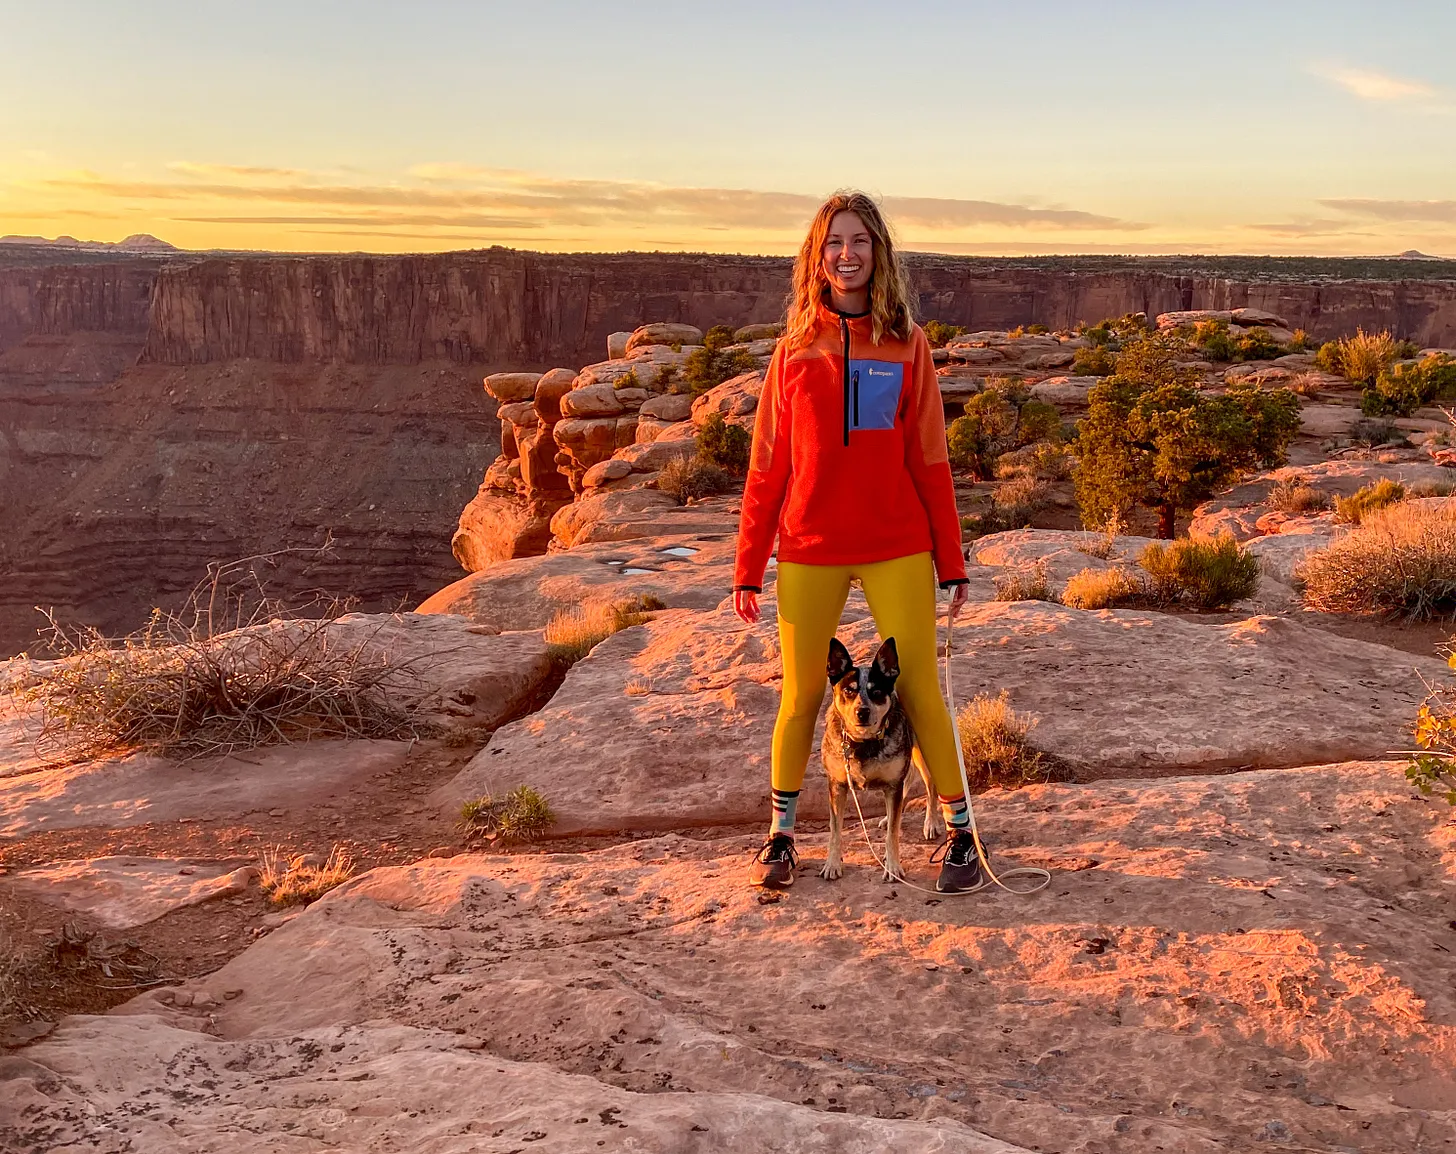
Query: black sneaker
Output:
[[749, 834, 798, 888], [932, 829, 989, 894]]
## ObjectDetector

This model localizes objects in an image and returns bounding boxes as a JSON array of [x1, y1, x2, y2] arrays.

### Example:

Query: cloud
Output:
[[1320, 198, 1456, 224], [34, 166, 1144, 238], [1309, 63, 1450, 111], [1244, 218, 1375, 238]]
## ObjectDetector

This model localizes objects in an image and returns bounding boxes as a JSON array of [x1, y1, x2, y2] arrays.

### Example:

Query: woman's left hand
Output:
[[948, 583, 969, 623]]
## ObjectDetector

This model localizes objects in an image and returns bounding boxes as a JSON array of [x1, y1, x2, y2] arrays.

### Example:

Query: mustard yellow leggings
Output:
[[772, 552, 963, 800]]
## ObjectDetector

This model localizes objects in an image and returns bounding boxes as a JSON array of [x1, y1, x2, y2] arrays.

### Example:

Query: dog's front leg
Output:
[[883, 780, 905, 883], [820, 779, 846, 880]]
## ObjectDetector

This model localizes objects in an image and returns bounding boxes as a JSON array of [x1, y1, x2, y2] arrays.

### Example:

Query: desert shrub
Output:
[[1349, 418, 1407, 448], [1411, 667, 1456, 805], [1061, 566, 1148, 609], [923, 319, 966, 348], [1335, 478, 1406, 524], [613, 368, 641, 390], [544, 595, 663, 665], [1298, 500, 1456, 618], [1080, 323, 1113, 347], [997, 440, 1073, 482], [20, 555, 430, 763], [658, 455, 733, 503], [1288, 371, 1324, 398], [1071, 345, 1117, 376], [1026, 323, 1050, 335], [1193, 319, 1237, 362], [1075, 332, 1302, 537], [960, 507, 1031, 539], [1318, 329, 1401, 384], [1236, 327, 1285, 362], [258, 845, 355, 907], [1289, 328, 1313, 352], [460, 784, 555, 843], [696, 411, 752, 474], [993, 559, 1054, 602], [994, 472, 1050, 514], [682, 328, 758, 397], [1362, 354, 1456, 417], [947, 379, 1059, 479], [956, 691, 1048, 791], [1138, 535, 1259, 609], [1266, 477, 1331, 514]]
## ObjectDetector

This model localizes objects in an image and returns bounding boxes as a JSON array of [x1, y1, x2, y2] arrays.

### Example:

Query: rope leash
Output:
[[845, 599, 1052, 897]]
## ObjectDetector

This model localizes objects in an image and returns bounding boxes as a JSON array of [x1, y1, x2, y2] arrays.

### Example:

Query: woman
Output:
[[734, 190, 980, 893]]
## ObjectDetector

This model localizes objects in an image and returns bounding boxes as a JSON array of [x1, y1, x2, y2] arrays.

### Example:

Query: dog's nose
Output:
[[855, 708, 871, 725]]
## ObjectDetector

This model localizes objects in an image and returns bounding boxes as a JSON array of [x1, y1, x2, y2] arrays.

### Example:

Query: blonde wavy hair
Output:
[[784, 190, 915, 350]]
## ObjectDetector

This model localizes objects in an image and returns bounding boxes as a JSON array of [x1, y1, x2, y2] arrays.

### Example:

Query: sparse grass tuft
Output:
[[956, 691, 1049, 792], [658, 456, 733, 504], [1267, 477, 1331, 514], [1298, 500, 1456, 619], [1288, 371, 1324, 398], [258, 845, 355, 907], [544, 595, 663, 665], [1335, 478, 1406, 524], [460, 785, 555, 844], [993, 559, 1055, 603], [1317, 329, 1401, 384], [1349, 418, 1407, 448], [1061, 566, 1147, 609], [624, 676, 653, 696], [1138, 535, 1259, 609]]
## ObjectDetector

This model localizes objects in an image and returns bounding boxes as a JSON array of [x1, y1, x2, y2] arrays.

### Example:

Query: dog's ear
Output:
[[871, 636, 900, 684], [826, 637, 855, 685]]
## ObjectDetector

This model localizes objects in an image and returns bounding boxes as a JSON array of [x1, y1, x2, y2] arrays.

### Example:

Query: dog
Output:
[[820, 636, 943, 882]]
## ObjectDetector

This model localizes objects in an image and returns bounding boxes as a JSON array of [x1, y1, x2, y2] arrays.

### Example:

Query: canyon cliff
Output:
[[3, 246, 1456, 656]]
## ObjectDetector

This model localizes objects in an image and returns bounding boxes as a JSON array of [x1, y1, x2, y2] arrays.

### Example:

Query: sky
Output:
[[1, 0, 1454, 257]]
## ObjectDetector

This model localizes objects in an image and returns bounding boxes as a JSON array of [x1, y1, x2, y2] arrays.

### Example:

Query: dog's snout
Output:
[[855, 707, 872, 725]]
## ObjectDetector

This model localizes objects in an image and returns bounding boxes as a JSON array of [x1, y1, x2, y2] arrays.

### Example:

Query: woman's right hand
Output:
[[734, 589, 760, 624]]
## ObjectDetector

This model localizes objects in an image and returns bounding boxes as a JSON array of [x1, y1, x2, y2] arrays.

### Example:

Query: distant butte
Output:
[[0, 232, 179, 252]]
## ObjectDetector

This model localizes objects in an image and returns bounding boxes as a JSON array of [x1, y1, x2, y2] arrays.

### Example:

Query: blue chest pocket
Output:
[[848, 360, 903, 431]]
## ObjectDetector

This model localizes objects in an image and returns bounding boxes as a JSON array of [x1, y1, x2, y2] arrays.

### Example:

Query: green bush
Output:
[[1074, 332, 1302, 537], [1138, 536, 1259, 609], [923, 320, 966, 348], [460, 785, 555, 844], [1026, 323, 1050, 335], [1080, 323, 1114, 348], [613, 368, 641, 390], [1193, 319, 1237, 362], [696, 412, 751, 474], [1236, 327, 1285, 362], [1411, 664, 1456, 805], [1071, 345, 1117, 376], [946, 379, 1058, 479], [1335, 478, 1406, 524], [682, 329, 759, 397], [1350, 418, 1407, 448], [1361, 354, 1456, 416], [1316, 329, 1400, 384]]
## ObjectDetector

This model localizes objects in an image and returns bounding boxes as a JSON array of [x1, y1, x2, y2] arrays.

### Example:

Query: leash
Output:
[[844, 600, 1052, 897]]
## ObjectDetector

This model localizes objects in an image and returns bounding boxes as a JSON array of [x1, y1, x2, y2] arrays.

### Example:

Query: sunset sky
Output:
[[2, 0, 1453, 256]]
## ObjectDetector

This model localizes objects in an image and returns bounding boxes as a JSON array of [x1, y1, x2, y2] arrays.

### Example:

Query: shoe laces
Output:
[[930, 829, 978, 868], [755, 834, 798, 865]]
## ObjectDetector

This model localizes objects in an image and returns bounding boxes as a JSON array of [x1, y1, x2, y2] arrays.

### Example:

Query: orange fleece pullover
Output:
[[733, 304, 968, 592]]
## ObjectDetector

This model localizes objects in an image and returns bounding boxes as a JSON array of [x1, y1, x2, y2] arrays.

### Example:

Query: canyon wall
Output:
[[136, 253, 1456, 369], [4, 248, 1456, 655]]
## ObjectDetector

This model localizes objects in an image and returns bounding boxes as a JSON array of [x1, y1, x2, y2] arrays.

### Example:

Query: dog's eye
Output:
[[868, 689, 886, 704]]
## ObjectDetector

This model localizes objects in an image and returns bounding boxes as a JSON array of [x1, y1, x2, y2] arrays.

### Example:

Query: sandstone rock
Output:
[[1244, 522, 1340, 587], [634, 414, 672, 444], [946, 345, 1006, 366], [582, 458, 633, 488], [549, 488, 735, 549], [1033, 350, 1075, 369], [439, 594, 1443, 834], [733, 323, 780, 342], [625, 322, 705, 353], [613, 387, 650, 409], [935, 368, 986, 406], [612, 423, 698, 473], [419, 534, 741, 632], [972, 528, 1155, 591], [560, 383, 626, 418], [452, 489, 568, 569], [639, 393, 693, 422], [483, 372, 542, 403], [1272, 353, 1316, 369], [1232, 307, 1290, 328], [607, 331, 633, 359], [553, 416, 620, 474], [1029, 375, 1100, 406], [691, 372, 761, 429], [1, 858, 258, 928], [496, 400, 538, 427], [1156, 310, 1234, 330], [517, 425, 571, 494], [532, 368, 576, 425]]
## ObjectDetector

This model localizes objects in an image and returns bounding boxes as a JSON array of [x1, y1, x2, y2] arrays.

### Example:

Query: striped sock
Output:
[[769, 788, 800, 837], [939, 793, 970, 831]]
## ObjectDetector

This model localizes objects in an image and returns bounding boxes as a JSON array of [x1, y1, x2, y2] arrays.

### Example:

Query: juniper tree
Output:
[[1074, 332, 1301, 538]]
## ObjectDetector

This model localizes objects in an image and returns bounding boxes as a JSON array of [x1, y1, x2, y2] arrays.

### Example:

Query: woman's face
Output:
[[821, 210, 874, 301]]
